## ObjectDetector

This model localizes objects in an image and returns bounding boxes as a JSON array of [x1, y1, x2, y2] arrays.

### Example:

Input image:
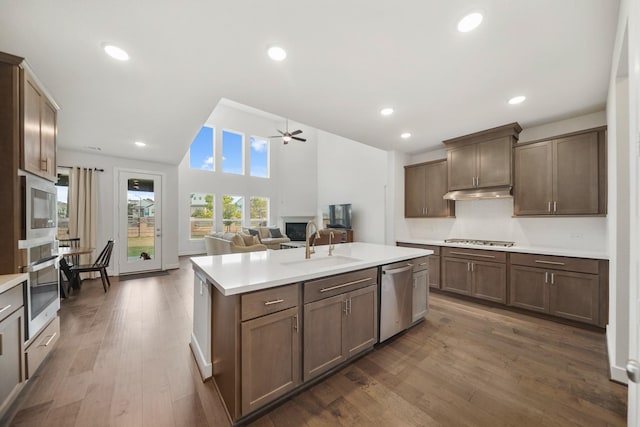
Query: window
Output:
[[222, 130, 244, 174], [222, 195, 243, 232], [189, 126, 214, 171], [56, 171, 69, 238], [250, 137, 269, 178], [190, 193, 214, 239], [250, 197, 269, 227]]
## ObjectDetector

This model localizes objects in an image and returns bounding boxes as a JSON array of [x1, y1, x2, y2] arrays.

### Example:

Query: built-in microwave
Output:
[[22, 172, 58, 241]]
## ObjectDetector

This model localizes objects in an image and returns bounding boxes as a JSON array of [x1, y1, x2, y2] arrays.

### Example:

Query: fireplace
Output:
[[285, 222, 307, 241]]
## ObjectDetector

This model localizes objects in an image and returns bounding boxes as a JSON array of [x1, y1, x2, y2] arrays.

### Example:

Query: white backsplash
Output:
[[406, 198, 607, 251]]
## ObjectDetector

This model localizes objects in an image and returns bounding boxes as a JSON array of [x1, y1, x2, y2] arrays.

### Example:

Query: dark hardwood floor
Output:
[[6, 257, 627, 426]]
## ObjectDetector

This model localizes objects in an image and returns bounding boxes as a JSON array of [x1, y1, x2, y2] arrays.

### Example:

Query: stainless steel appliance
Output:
[[379, 261, 414, 342], [444, 238, 515, 247], [23, 237, 60, 341], [21, 173, 58, 242]]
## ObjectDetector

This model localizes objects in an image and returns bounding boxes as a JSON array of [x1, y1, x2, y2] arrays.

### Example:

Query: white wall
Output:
[[396, 112, 608, 251], [58, 148, 180, 274], [316, 131, 388, 244], [178, 104, 318, 255]]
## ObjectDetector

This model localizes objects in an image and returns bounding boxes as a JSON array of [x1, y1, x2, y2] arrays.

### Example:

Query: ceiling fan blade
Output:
[[290, 129, 303, 136], [292, 136, 306, 142]]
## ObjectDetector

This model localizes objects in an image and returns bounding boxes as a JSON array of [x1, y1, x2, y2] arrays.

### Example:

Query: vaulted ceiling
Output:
[[0, 1, 619, 164]]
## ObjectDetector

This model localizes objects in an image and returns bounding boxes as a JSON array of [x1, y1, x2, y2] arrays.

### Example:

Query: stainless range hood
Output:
[[443, 186, 512, 201]]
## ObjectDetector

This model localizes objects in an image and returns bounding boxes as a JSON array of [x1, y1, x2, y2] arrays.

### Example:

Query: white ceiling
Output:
[[0, 1, 619, 164]]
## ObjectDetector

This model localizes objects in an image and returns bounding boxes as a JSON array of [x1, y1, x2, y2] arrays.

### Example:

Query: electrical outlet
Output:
[[569, 232, 583, 239]]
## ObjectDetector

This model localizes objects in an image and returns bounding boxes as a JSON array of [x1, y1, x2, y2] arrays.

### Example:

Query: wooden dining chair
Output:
[[58, 237, 81, 266], [70, 240, 114, 292]]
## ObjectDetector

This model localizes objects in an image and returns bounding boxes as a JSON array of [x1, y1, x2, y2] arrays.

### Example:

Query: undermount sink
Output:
[[281, 255, 362, 268]]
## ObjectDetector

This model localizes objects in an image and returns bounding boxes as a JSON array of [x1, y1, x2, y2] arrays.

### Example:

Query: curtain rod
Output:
[[58, 166, 105, 172]]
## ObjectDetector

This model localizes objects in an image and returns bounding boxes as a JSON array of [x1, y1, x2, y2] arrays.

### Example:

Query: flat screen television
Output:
[[323, 203, 352, 229]]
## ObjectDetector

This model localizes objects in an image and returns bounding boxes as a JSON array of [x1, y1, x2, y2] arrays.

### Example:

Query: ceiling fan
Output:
[[269, 119, 306, 144]]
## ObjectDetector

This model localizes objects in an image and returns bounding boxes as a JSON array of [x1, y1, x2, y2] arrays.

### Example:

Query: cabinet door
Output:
[[241, 307, 300, 414], [424, 161, 451, 217], [471, 261, 506, 303], [441, 257, 471, 295], [405, 165, 426, 217], [447, 144, 477, 190], [549, 270, 599, 325], [23, 72, 43, 176], [412, 270, 429, 322], [477, 137, 512, 188], [508, 266, 548, 313], [553, 132, 599, 215], [427, 255, 440, 289], [303, 294, 346, 381], [0, 308, 24, 414], [514, 141, 553, 215], [40, 100, 57, 181], [345, 285, 377, 358]]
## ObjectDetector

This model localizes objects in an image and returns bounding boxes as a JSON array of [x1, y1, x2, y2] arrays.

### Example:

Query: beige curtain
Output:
[[68, 167, 97, 270]]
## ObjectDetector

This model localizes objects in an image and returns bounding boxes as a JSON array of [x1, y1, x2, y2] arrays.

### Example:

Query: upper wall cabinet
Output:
[[513, 127, 606, 216], [405, 159, 455, 218], [0, 52, 59, 183], [443, 123, 522, 191]]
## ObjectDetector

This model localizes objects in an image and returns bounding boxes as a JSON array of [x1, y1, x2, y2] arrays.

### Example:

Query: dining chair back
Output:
[[71, 240, 114, 292]]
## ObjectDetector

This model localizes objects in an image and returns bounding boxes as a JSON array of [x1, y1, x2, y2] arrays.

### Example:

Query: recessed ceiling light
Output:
[[103, 44, 130, 61], [401, 132, 412, 139], [457, 12, 483, 33], [508, 95, 526, 105], [380, 107, 394, 116], [134, 141, 146, 147], [267, 46, 287, 61]]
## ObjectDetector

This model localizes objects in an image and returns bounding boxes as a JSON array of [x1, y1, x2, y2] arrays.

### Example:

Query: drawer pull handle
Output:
[[0, 305, 12, 316], [0, 333, 3, 356], [534, 260, 565, 266], [449, 251, 496, 259], [43, 332, 57, 347], [418, 263, 428, 266], [264, 299, 284, 306], [320, 277, 372, 293]]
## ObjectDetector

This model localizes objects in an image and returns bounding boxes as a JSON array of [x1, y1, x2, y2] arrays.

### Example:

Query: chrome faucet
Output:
[[328, 231, 335, 256], [305, 220, 320, 259]]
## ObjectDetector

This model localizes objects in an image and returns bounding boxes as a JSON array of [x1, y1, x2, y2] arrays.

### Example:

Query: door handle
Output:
[[544, 272, 548, 284], [627, 359, 640, 383], [548, 201, 552, 213], [553, 201, 557, 213]]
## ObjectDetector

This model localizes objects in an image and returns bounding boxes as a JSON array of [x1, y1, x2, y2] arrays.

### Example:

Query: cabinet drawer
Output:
[[25, 316, 59, 379], [241, 284, 299, 321], [510, 253, 599, 274], [0, 282, 24, 323], [412, 256, 429, 272], [442, 247, 506, 263], [304, 268, 378, 304], [397, 243, 440, 255]]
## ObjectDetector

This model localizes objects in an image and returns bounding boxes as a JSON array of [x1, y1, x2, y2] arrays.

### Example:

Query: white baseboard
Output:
[[164, 263, 180, 270], [607, 325, 629, 384], [179, 250, 207, 257], [190, 333, 212, 380]]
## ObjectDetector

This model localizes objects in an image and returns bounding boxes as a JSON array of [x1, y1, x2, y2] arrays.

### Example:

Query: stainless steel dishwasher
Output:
[[379, 260, 414, 342]]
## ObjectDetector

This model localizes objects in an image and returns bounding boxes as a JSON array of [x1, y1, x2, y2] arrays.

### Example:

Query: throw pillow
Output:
[[239, 232, 255, 246], [230, 234, 245, 247], [269, 228, 283, 238], [258, 227, 271, 239], [247, 228, 261, 242]]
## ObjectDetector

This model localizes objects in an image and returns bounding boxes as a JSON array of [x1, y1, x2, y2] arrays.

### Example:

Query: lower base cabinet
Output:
[[412, 268, 429, 322], [441, 248, 507, 303], [241, 307, 300, 414], [0, 308, 24, 417]]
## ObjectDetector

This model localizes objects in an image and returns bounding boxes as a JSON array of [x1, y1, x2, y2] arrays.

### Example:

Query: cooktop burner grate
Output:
[[444, 238, 515, 247]]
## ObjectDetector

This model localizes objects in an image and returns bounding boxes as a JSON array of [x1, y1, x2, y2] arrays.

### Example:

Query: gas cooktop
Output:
[[444, 238, 515, 247]]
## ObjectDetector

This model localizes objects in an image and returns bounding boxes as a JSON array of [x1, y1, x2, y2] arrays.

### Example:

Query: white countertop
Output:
[[191, 242, 432, 296], [397, 239, 609, 260], [0, 273, 28, 295]]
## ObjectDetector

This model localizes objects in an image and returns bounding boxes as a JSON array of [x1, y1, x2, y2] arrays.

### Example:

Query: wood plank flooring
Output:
[[5, 257, 627, 426]]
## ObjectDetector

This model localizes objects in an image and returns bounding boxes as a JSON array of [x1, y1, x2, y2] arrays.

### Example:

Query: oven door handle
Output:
[[25, 256, 58, 273]]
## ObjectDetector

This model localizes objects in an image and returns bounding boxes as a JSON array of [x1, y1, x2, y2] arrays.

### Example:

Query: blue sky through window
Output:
[[189, 126, 214, 171], [222, 130, 243, 174], [250, 137, 269, 178]]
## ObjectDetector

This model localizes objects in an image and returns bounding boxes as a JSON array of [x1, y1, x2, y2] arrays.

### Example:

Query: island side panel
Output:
[[191, 270, 212, 379], [212, 285, 241, 422]]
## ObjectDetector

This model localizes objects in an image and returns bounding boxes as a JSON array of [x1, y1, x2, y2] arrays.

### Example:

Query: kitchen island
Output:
[[190, 242, 431, 424]]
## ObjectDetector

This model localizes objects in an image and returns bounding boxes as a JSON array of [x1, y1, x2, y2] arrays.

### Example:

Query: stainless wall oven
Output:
[[23, 241, 59, 341], [21, 172, 58, 242]]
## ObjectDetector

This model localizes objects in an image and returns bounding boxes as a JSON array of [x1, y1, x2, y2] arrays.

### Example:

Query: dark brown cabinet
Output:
[[509, 253, 603, 326], [441, 248, 507, 303], [404, 159, 454, 218], [444, 123, 522, 191], [0, 280, 25, 419], [514, 128, 606, 216]]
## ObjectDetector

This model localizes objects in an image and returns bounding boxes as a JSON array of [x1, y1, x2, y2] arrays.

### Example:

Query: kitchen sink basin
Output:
[[281, 255, 362, 268]]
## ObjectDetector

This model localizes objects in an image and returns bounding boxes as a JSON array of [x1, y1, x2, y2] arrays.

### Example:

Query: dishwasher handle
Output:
[[382, 264, 413, 275]]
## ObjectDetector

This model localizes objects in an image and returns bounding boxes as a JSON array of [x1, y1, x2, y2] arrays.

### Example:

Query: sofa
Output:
[[204, 231, 267, 255], [244, 227, 291, 250]]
